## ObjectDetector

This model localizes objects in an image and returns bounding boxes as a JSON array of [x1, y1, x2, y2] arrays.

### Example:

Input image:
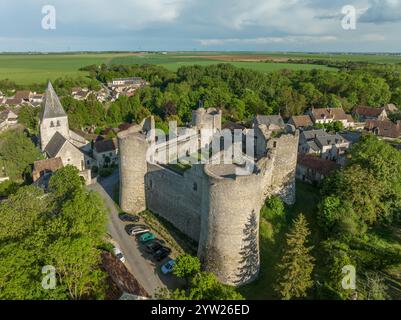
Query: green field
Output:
[[108, 54, 336, 72], [0, 52, 335, 86], [1, 51, 400, 86], [0, 53, 125, 85]]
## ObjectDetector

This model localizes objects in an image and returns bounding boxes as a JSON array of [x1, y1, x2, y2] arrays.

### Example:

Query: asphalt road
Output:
[[88, 170, 181, 296]]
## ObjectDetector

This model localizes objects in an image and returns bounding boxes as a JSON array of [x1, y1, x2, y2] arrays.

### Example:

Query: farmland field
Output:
[[0, 51, 400, 86], [0, 53, 126, 85]]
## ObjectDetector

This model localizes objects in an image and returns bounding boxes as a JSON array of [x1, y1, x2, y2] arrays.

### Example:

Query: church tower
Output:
[[39, 82, 70, 150]]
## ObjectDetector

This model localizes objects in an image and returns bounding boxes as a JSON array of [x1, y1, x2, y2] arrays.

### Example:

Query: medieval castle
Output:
[[38, 82, 299, 287], [118, 108, 299, 286]]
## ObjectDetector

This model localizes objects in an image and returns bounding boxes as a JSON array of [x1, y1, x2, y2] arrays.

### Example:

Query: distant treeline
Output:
[[3, 61, 401, 133]]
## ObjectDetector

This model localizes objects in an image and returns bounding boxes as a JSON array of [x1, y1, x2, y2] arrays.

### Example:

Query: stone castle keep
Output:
[[118, 108, 299, 286]]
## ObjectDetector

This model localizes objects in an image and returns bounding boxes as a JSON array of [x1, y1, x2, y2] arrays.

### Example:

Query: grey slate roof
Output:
[[307, 141, 320, 152], [301, 129, 327, 141], [254, 115, 285, 128], [41, 82, 67, 120], [316, 134, 347, 147], [44, 132, 68, 158], [339, 131, 362, 145]]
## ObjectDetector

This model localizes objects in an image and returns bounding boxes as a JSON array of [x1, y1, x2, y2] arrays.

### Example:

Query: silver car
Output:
[[129, 226, 150, 236]]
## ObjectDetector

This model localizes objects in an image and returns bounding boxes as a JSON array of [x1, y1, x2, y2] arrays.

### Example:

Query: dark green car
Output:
[[139, 232, 156, 243]]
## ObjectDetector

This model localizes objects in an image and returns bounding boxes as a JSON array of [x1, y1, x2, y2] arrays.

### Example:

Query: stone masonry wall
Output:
[[198, 168, 264, 286], [118, 127, 148, 213], [145, 164, 204, 241]]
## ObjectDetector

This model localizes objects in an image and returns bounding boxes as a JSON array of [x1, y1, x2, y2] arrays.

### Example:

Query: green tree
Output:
[[0, 129, 42, 181], [18, 105, 39, 133], [188, 272, 244, 300], [158, 272, 244, 300], [48, 165, 84, 203], [48, 237, 106, 300], [275, 214, 315, 300], [0, 185, 47, 242], [173, 254, 201, 285], [0, 180, 20, 197], [0, 170, 108, 300]]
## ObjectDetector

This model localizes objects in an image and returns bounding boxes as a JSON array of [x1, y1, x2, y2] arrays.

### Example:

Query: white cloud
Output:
[[1, 0, 401, 51], [360, 0, 401, 23], [362, 33, 386, 41], [58, 0, 187, 29]]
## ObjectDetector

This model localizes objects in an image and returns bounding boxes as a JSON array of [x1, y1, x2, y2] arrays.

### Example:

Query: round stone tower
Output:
[[118, 126, 148, 214], [198, 163, 264, 286]]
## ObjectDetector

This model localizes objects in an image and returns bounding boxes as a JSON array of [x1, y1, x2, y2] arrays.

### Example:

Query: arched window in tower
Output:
[[50, 121, 54, 127], [56, 120, 61, 127]]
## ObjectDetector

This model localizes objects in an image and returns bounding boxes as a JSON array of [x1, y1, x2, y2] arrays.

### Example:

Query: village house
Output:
[[308, 107, 354, 128], [299, 129, 350, 161], [299, 129, 327, 155], [253, 114, 285, 129], [109, 77, 146, 87], [288, 115, 314, 130], [0, 90, 44, 108], [14, 90, 32, 102], [296, 154, 339, 184], [107, 77, 147, 99], [384, 103, 398, 113], [0, 109, 18, 132], [353, 106, 388, 122], [32, 157, 64, 183], [93, 138, 119, 167], [71, 87, 91, 101], [3, 97, 23, 107], [31, 93, 44, 106], [364, 120, 401, 139], [95, 88, 109, 102], [316, 133, 350, 161]]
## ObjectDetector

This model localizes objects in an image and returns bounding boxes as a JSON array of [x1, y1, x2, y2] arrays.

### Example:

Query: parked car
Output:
[[153, 247, 172, 261], [113, 246, 126, 263], [127, 225, 150, 236], [119, 213, 140, 223], [161, 259, 175, 274], [140, 232, 156, 243], [144, 240, 163, 254]]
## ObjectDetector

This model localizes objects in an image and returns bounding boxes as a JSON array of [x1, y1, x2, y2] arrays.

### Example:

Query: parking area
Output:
[[88, 171, 184, 296]]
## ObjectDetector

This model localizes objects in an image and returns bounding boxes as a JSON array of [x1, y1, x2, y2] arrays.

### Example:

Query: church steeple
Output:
[[39, 82, 70, 150], [41, 82, 67, 121]]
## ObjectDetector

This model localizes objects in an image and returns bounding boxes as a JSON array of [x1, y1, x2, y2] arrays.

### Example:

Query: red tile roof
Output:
[[14, 91, 31, 100], [289, 115, 313, 128], [355, 106, 385, 118], [94, 138, 118, 153], [365, 120, 401, 139], [311, 108, 349, 121], [298, 154, 339, 176]]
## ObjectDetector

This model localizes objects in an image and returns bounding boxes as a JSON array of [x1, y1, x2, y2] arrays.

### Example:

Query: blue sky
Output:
[[1, 0, 401, 52]]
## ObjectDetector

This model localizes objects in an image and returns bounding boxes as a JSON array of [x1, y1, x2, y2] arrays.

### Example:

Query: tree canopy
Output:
[[0, 167, 108, 299], [0, 129, 42, 182]]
